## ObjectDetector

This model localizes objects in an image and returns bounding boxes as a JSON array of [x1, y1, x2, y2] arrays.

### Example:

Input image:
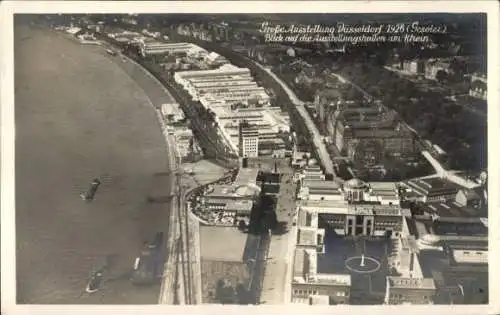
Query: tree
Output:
[[238, 220, 247, 231], [215, 279, 236, 304], [436, 69, 447, 83], [236, 283, 249, 304]]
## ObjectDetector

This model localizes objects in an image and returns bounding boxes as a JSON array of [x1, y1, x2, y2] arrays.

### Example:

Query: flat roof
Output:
[[298, 228, 318, 246], [203, 86, 266, 95], [311, 274, 352, 286], [370, 182, 398, 190], [302, 201, 402, 216], [303, 174, 326, 181], [451, 249, 488, 265], [431, 220, 488, 237], [304, 166, 323, 172], [420, 201, 486, 219], [372, 205, 402, 215], [407, 177, 460, 196], [302, 200, 349, 215], [189, 75, 253, 83], [387, 277, 436, 290], [297, 210, 309, 227], [302, 200, 402, 216], [308, 189, 343, 196], [341, 111, 398, 130], [379, 195, 399, 200], [176, 64, 249, 78], [145, 41, 193, 47], [204, 197, 231, 205], [293, 274, 351, 286], [226, 200, 253, 213], [303, 179, 341, 191], [205, 185, 239, 199], [234, 168, 259, 186], [352, 128, 404, 139], [192, 80, 257, 88]]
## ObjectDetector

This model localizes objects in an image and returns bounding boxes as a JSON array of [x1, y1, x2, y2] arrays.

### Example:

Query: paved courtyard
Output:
[[317, 231, 393, 304]]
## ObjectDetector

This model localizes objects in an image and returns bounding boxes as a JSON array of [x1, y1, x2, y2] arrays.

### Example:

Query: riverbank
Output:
[[15, 24, 174, 304]]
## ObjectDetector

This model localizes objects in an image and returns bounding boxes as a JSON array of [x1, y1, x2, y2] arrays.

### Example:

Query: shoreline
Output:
[[16, 25, 175, 304]]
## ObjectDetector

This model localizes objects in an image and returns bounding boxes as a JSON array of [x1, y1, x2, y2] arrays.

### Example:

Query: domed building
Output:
[[234, 182, 261, 198], [343, 178, 369, 202]]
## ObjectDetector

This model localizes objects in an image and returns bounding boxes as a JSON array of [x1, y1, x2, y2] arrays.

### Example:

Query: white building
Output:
[[140, 41, 207, 57], [141, 29, 161, 39], [174, 63, 287, 157], [299, 166, 326, 181], [175, 64, 250, 86], [298, 177, 400, 206], [218, 108, 289, 155], [383, 231, 437, 305], [292, 197, 351, 304], [292, 248, 351, 305], [298, 179, 343, 201], [174, 64, 270, 105], [469, 73, 487, 101], [204, 51, 228, 66], [292, 151, 311, 169], [238, 121, 259, 158], [173, 126, 194, 160], [65, 27, 82, 35], [384, 276, 436, 305], [161, 103, 185, 124]]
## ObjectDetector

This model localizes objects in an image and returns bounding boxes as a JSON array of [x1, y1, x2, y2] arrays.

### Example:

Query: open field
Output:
[[199, 226, 250, 303], [15, 24, 173, 304], [182, 160, 229, 188], [200, 260, 249, 304], [200, 226, 247, 262]]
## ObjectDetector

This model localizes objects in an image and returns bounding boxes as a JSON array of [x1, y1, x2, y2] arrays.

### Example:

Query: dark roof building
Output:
[[405, 177, 460, 202], [329, 105, 416, 162]]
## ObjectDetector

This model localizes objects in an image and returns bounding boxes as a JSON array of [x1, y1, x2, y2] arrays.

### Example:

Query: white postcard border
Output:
[[1, 1, 498, 315]]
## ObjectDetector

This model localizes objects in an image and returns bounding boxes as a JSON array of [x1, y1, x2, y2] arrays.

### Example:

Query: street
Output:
[[260, 171, 297, 304], [250, 59, 337, 177]]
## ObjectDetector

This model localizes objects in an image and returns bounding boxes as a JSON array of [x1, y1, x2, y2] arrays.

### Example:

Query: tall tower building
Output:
[[238, 120, 259, 158]]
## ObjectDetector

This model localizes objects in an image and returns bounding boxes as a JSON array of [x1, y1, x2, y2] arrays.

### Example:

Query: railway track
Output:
[[175, 178, 195, 304]]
